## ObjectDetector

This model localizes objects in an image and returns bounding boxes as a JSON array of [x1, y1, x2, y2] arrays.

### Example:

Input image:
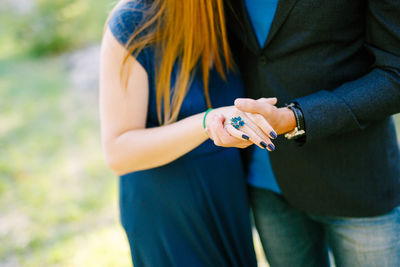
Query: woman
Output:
[[99, 0, 276, 265]]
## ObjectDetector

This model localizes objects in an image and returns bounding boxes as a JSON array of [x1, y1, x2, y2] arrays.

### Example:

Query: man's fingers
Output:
[[258, 97, 278, 105], [235, 98, 274, 116], [234, 98, 259, 113]]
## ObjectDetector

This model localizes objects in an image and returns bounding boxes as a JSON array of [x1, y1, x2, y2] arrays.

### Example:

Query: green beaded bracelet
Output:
[[203, 108, 213, 130]]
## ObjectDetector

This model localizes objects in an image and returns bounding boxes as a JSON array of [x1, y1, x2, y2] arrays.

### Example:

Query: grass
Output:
[[0, 55, 399, 266]]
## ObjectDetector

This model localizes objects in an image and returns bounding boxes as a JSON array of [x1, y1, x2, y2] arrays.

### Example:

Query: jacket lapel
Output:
[[225, 0, 260, 53], [227, 0, 299, 54], [238, 0, 262, 52], [263, 0, 299, 50]]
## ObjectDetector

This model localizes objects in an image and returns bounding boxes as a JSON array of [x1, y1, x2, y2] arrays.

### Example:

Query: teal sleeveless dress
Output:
[[108, 2, 257, 266]]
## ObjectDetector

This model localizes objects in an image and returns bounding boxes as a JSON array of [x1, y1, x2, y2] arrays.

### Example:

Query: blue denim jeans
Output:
[[249, 186, 400, 267]]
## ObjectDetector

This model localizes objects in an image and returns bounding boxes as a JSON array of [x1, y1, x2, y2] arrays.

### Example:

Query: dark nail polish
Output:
[[270, 131, 277, 139], [268, 144, 275, 151], [242, 134, 250, 140], [260, 141, 267, 149]]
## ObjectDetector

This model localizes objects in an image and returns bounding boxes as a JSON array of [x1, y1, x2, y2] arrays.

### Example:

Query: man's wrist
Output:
[[282, 107, 297, 134]]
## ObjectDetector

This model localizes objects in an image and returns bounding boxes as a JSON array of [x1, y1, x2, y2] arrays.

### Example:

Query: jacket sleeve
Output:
[[294, 0, 400, 142]]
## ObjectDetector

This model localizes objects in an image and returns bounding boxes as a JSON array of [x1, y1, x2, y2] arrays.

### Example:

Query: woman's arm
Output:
[[100, 27, 275, 175], [100, 28, 213, 175]]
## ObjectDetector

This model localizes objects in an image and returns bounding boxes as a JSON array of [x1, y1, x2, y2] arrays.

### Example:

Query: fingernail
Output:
[[242, 134, 250, 140], [260, 141, 267, 149], [270, 131, 277, 139], [235, 99, 243, 106], [268, 144, 275, 151]]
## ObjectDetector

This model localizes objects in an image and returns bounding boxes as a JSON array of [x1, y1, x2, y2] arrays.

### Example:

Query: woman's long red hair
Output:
[[108, 0, 233, 124]]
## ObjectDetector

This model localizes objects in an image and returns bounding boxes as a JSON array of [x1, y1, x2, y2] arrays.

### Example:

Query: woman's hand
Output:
[[205, 105, 277, 151]]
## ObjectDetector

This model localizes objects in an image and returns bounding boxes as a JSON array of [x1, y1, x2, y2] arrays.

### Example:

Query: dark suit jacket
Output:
[[226, 0, 400, 216]]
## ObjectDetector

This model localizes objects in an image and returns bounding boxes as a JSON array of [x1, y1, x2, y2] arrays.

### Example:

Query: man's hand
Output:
[[234, 98, 297, 135]]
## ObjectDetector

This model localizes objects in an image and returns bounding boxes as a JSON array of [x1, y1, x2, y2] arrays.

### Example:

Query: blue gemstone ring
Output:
[[230, 116, 245, 130]]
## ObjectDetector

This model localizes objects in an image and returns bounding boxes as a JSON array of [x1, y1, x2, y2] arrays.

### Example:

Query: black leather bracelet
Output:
[[290, 104, 305, 131], [285, 102, 306, 139]]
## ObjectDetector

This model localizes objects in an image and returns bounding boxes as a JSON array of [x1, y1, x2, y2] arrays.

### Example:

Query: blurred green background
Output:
[[0, 0, 133, 266], [0, 0, 399, 266]]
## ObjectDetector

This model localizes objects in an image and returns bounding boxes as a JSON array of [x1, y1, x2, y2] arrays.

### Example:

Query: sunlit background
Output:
[[0, 0, 399, 266]]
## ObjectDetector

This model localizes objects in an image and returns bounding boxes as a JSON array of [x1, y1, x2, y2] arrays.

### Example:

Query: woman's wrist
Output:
[[204, 107, 222, 130], [203, 108, 214, 130]]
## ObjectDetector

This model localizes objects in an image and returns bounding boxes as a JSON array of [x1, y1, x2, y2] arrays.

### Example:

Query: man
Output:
[[222, 0, 400, 266]]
